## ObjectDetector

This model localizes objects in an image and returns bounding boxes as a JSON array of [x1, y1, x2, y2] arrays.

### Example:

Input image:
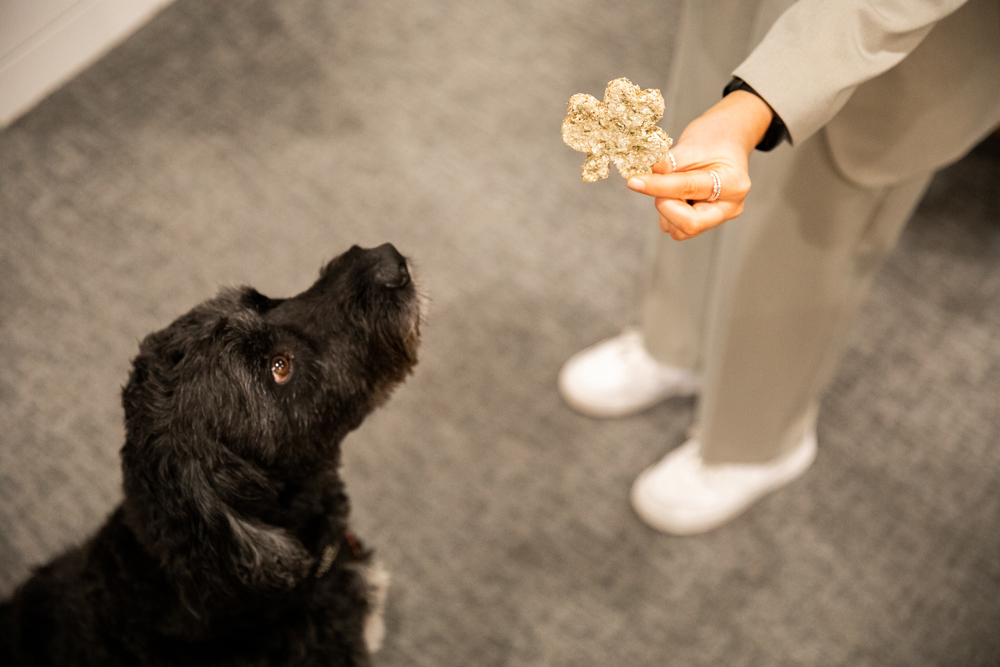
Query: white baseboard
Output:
[[0, 0, 174, 128]]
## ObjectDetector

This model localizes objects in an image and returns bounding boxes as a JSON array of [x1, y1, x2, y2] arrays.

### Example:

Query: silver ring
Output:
[[667, 151, 677, 174], [707, 170, 721, 202]]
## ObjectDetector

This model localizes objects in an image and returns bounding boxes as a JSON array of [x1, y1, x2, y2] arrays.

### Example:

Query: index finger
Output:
[[627, 171, 717, 202]]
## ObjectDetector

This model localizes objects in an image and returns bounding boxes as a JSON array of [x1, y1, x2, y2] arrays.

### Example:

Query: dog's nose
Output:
[[371, 243, 410, 289]]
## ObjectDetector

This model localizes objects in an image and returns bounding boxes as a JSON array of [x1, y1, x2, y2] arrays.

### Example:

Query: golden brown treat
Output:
[[562, 78, 673, 182]]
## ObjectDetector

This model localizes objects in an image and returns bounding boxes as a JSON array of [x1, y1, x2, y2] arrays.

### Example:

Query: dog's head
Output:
[[119, 244, 421, 611]]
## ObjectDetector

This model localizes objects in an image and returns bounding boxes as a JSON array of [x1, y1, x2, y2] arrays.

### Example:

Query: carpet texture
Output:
[[1, 1, 998, 665]]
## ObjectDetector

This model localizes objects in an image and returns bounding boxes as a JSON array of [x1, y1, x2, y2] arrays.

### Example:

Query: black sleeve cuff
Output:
[[723, 77, 789, 152]]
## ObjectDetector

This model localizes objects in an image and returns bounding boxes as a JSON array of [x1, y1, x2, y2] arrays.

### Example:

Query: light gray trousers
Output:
[[638, 2, 932, 464]]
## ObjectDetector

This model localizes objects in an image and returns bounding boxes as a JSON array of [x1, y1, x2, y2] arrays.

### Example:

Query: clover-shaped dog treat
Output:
[[562, 78, 673, 182]]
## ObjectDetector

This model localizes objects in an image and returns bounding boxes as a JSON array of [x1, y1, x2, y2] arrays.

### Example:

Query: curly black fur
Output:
[[0, 244, 421, 666]]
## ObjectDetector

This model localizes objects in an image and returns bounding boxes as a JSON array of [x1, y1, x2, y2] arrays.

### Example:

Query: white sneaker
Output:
[[558, 330, 701, 418], [630, 430, 817, 535]]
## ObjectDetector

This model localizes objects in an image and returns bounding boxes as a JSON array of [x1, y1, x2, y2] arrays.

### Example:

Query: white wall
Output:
[[0, 0, 174, 127]]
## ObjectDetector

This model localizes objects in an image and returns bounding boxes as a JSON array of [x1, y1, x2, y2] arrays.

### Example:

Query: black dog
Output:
[[0, 244, 421, 666]]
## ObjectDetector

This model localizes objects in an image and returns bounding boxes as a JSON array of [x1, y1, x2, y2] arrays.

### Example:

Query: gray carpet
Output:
[[1, 1, 998, 664]]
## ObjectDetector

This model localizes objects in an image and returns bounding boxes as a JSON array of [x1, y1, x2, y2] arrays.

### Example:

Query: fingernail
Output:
[[627, 178, 645, 192]]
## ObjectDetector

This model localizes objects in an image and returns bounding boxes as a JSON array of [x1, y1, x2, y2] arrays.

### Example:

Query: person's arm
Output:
[[735, 0, 969, 146], [628, 0, 970, 241]]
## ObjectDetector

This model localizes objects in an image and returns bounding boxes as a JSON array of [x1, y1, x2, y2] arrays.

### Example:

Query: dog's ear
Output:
[[122, 430, 314, 611], [120, 348, 314, 613], [188, 454, 315, 591]]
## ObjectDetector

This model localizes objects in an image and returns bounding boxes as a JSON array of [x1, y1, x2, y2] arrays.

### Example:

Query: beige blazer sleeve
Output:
[[735, 0, 1000, 187], [733, 0, 968, 145]]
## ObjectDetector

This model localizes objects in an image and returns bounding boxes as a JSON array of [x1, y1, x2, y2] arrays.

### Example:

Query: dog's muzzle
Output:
[[370, 243, 410, 290]]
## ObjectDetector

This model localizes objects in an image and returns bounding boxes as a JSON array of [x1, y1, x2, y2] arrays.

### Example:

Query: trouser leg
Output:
[[640, 227, 719, 370], [639, 0, 764, 370], [697, 133, 932, 464], [640, 0, 931, 464]]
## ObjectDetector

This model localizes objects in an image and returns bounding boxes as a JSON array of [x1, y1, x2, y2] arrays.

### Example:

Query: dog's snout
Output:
[[371, 243, 410, 289]]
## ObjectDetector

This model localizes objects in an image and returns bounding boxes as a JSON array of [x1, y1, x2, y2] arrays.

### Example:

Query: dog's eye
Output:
[[270, 354, 293, 384]]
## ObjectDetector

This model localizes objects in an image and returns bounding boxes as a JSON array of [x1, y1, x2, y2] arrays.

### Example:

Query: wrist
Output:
[[714, 90, 774, 153], [723, 78, 788, 152]]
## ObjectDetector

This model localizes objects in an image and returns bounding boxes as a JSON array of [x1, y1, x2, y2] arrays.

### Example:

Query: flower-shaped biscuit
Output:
[[562, 78, 672, 182]]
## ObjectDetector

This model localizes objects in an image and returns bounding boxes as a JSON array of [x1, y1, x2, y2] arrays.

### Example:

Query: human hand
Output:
[[625, 91, 774, 240]]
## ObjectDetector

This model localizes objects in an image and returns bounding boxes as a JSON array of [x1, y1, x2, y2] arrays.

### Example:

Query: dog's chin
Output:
[[397, 275, 426, 367], [402, 308, 422, 364]]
